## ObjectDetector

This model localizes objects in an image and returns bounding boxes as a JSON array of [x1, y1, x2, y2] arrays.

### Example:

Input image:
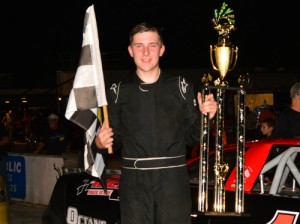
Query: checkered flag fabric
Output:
[[65, 5, 107, 182]]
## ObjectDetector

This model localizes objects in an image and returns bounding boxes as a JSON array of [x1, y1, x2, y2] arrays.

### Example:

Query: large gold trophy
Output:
[[210, 2, 238, 86], [199, 3, 245, 215]]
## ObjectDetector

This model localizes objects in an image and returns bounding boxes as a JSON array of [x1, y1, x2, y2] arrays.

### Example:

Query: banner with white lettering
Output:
[[6, 155, 26, 199], [6, 154, 64, 204]]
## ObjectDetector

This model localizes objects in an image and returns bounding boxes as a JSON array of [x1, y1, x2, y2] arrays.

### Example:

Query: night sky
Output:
[[0, 0, 299, 87]]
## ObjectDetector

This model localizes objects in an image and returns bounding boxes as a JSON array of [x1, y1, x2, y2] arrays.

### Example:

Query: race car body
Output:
[[42, 169, 121, 224], [43, 138, 300, 224], [189, 138, 300, 224]]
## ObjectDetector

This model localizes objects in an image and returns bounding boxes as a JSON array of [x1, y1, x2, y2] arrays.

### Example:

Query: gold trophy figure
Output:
[[210, 3, 238, 86]]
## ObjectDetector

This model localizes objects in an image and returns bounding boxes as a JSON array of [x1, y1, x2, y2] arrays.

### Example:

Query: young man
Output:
[[271, 82, 300, 138], [260, 117, 275, 139], [96, 22, 217, 224]]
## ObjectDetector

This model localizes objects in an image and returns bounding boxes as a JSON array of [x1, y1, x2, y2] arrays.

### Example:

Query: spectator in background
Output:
[[34, 113, 71, 155], [271, 82, 300, 138], [258, 107, 275, 125], [22, 109, 32, 140], [0, 122, 10, 200], [2, 109, 15, 141], [0, 122, 10, 157], [245, 106, 258, 140], [29, 109, 45, 142], [260, 118, 275, 139], [13, 110, 25, 141]]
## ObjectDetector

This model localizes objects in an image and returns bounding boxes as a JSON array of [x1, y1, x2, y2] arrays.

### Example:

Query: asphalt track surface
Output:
[[9, 200, 47, 224]]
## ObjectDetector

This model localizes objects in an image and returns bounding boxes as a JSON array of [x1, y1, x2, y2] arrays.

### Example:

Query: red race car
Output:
[[43, 138, 300, 224]]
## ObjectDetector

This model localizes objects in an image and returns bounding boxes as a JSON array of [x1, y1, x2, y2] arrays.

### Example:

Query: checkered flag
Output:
[[65, 5, 107, 183]]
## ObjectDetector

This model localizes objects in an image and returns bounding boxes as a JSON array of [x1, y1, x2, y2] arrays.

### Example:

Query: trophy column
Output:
[[198, 2, 245, 215], [235, 76, 247, 213], [198, 75, 211, 212], [213, 88, 227, 212]]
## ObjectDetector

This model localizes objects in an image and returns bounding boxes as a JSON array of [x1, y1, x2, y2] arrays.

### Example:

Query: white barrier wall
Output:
[[6, 153, 64, 205]]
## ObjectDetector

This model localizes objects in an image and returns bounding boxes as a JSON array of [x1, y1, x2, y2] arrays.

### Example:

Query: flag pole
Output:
[[102, 105, 113, 154]]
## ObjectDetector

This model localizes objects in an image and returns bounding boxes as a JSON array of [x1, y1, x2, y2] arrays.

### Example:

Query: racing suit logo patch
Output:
[[180, 78, 188, 93]]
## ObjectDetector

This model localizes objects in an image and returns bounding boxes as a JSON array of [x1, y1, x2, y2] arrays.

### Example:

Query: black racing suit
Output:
[[271, 107, 300, 138], [107, 71, 201, 224]]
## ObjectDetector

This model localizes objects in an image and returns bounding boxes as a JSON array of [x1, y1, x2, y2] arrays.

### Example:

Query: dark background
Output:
[[0, 0, 299, 88]]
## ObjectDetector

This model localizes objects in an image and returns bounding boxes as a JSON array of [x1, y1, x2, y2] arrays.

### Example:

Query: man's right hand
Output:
[[95, 120, 114, 149]]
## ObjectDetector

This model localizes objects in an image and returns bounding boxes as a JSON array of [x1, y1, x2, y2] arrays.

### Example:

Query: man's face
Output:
[[128, 31, 165, 73], [48, 118, 58, 129], [260, 122, 273, 136]]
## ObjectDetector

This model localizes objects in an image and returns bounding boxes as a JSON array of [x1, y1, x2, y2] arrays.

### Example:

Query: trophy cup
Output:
[[210, 2, 238, 86]]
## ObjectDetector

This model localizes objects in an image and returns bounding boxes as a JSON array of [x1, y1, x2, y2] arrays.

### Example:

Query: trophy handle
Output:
[[210, 45, 218, 70], [228, 46, 238, 72]]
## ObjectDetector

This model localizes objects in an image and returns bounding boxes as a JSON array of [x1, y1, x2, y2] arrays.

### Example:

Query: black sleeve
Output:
[[270, 112, 290, 138], [182, 78, 201, 146], [107, 82, 123, 152]]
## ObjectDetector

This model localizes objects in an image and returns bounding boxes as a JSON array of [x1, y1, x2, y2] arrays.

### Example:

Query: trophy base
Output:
[[220, 81, 228, 87]]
